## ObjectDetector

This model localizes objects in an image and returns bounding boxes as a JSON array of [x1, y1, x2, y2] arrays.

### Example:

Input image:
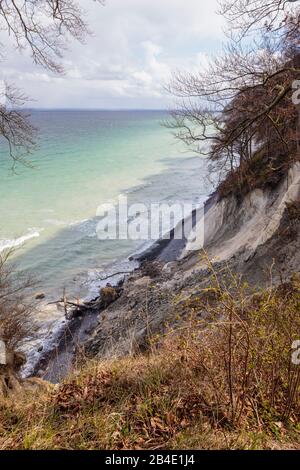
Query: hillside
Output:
[[1, 162, 300, 450]]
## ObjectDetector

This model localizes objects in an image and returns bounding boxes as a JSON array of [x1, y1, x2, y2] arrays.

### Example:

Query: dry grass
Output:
[[0, 264, 300, 450], [0, 249, 37, 350]]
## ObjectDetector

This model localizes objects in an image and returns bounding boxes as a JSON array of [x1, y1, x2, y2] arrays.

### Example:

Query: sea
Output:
[[0, 110, 211, 372], [0, 110, 212, 298]]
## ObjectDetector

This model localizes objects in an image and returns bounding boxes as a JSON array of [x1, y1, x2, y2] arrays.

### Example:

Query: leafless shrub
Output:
[[220, 0, 299, 42], [0, 0, 105, 165], [167, 0, 300, 196], [0, 84, 36, 167], [173, 257, 300, 426], [0, 250, 37, 350]]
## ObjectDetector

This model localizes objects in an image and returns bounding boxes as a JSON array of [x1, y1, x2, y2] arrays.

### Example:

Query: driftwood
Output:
[[48, 269, 129, 320], [95, 271, 132, 282], [48, 284, 124, 320], [48, 297, 100, 312]]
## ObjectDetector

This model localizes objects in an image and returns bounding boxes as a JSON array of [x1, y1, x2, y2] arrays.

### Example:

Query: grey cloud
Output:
[[0, 0, 224, 108]]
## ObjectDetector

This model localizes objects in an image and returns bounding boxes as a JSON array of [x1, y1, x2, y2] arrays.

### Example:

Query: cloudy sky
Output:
[[2, 0, 225, 109]]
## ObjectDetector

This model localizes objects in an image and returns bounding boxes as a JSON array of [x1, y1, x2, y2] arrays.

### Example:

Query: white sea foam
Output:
[[69, 218, 89, 227], [21, 305, 67, 378], [21, 257, 140, 378], [44, 218, 67, 227], [0, 229, 42, 253], [85, 258, 139, 301]]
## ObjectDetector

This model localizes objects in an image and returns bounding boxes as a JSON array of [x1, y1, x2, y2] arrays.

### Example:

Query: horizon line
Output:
[[22, 107, 169, 112]]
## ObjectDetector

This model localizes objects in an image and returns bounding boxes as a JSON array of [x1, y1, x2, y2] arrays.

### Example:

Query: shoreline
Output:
[[29, 198, 210, 382], [132, 191, 217, 264], [29, 189, 216, 383], [15, 153, 211, 379]]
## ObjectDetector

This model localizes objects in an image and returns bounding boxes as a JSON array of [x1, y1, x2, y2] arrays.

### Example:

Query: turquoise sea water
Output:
[[0, 110, 210, 300]]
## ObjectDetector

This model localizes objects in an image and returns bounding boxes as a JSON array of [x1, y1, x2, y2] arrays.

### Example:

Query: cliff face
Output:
[[29, 163, 300, 379], [185, 163, 300, 263], [84, 164, 300, 360], [2, 165, 300, 449]]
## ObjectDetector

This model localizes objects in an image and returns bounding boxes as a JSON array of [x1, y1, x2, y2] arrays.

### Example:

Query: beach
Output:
[[27, 196, 209, 382], [2, 110, 211, 379]]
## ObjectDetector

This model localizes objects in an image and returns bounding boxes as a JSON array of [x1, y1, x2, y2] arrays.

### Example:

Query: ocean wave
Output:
[[69, 218, 89, 227], [85, 257, 139, 301], [0, 229, 42, 253], [124, 181, 152, 194], [70, 218, 97, 238], [44, 218, 68, 227], [21, 309, 67, 378]]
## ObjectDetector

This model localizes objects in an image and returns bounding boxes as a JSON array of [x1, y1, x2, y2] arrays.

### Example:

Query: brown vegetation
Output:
[[0, 264, 299, 449], [0, 250, 37, 350], [0, 250, 38, 398], [167, 0, 300, 198]]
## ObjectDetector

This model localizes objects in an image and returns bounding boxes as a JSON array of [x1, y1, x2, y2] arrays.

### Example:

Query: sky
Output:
[[1, 0, 225, 109]]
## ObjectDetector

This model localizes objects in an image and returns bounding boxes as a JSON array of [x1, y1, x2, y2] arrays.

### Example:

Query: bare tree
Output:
[[220, 0, 299, 41], [0, 83, 36, 167], [0, 0, 105, 165], [167, 0, 300, 196]]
